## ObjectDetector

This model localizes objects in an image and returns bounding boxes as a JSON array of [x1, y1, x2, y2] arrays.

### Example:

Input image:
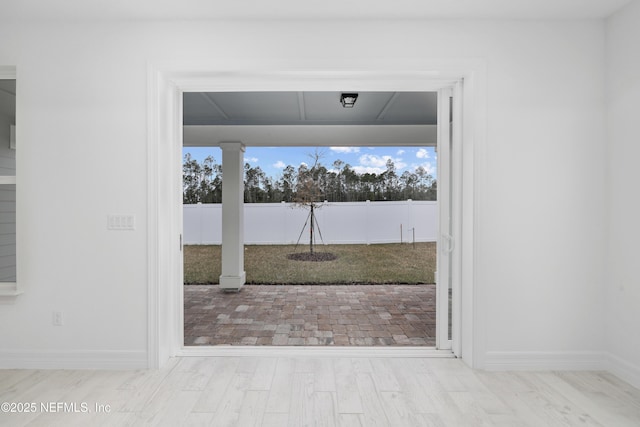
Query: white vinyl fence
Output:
[[184, 200, 437, 245]]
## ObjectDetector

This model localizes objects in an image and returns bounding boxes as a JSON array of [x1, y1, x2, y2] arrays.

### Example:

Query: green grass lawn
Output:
[[183, 242, 436, 284]]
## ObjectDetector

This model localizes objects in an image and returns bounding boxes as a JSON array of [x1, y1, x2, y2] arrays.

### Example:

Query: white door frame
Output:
[[147, 59, 486, 368], [436, 87, 453, 351]]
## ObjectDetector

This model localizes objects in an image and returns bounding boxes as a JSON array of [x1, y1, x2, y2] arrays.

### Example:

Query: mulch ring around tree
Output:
[[287, 252, 337, 262]]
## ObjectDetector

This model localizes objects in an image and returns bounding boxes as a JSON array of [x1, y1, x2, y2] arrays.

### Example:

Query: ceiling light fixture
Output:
[[340, 93, 358, 108]]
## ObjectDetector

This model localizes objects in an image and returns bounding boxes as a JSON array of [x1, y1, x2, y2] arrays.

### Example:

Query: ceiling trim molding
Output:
[[183, 124, 437, 147]]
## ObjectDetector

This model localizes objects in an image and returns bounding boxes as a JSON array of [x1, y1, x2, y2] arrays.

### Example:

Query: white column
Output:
[[219, 142, 246, 290]]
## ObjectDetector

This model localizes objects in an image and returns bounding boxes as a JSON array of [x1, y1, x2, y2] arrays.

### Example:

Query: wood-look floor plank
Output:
[[236, 390, 268, 427], [314, 358, 336, 392], [179, 357, 221, 391], [248, 357, 277, 391], [135, 370, 193, 420], [558, 370, 640, 413], [379, 391, 426, 427], [191, 358, 240, 413], [118, 359, 181, 413], [475, 371, 553, 427], [338, 413, 366, 427], [181, 412, 216, 426], [4, 370, 91, 426], [537, 371, 640, 427], [388, 358, 439, 413], [447, 391, 496, 427], [148, 390, 201, 427], [350, 358, 374, 374], [294, 358, 316, 373], [513, 372, 606, 427], [209, 372, 252, 427], [418, 413, 447, 427], [236, 357, 260, 374], [313, 391, 339, 427], [412, 369, 460, 416], [0, 370, 42, 397], [334, 358, 364, 414], [261, 413, 289, 427], [265, 358, 295, 413], [287, 372, 314, 427], [454, 371, 512, 416], [354, 373, 391, 427], [369, 358, 401, 392]]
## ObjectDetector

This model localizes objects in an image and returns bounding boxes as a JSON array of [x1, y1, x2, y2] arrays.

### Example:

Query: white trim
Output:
[[0, 67, 19, 298], [0, 66, 16, 79], [146, 64, 160, 369], [148, 59, 484, 369], [0, 350, 147, 370], [0, 282, 21, 297], [178, 346, 454, 359], [436, 87, 452, 351], [450, 80, 464, 358], [483, 351, 605, 371], [484, 351, 640, 390], [0, 176, 16, 185], [464, 66, 487, 369], [604, 352, 640, 390]]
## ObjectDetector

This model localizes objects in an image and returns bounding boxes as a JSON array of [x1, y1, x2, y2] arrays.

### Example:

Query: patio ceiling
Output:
[[183, 91, 438, 147]]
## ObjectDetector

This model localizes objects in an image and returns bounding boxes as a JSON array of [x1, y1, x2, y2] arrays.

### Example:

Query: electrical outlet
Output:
[[52, 311, 64, 326]]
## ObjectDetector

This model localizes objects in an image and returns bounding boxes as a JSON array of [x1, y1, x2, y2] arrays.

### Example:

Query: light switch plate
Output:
[[107, 214, 135, 230]]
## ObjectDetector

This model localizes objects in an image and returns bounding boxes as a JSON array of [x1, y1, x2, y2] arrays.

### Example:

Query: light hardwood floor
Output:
[[1, 356, 639, 426]]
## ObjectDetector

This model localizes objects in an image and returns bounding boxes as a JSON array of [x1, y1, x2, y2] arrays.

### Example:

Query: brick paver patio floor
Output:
[[184, 284, 436, 346]]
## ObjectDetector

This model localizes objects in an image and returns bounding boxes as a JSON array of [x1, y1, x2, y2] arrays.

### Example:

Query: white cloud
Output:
[[330, 147, 360, 154], [273, 160, 286, 169], [410, 162, 436, 176], [416, 148, 429, 159], [247, 156, 259, 163], [418, 163, 435, 175], [352, 166, 386, 175], [359, 154, 407, 170], [397, 149, 405, 155]]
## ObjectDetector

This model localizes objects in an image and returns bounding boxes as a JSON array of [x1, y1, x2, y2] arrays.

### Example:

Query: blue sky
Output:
[[183, 146, 437, 180]]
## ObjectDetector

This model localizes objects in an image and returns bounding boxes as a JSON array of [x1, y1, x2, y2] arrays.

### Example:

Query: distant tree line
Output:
[[183, 153, 437, 204]]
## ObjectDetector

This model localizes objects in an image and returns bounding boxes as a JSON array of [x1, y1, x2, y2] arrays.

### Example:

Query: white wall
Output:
[[184, 201, 437, 245], [605, 0, 640, 388], [0, 19, 611, 370]]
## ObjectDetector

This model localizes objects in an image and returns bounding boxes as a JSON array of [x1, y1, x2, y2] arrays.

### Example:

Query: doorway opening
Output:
[[147, 65, 477, 366], [180, 91, 450, 348]]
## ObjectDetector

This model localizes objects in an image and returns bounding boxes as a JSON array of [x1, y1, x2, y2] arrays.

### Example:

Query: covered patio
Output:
[[184, 284, 436, 347]]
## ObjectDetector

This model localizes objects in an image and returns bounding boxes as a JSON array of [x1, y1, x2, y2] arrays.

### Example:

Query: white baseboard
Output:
[[178, 346, 455, 358], [604, 352, 640, 390], [483, 350, 640, 390], [0, 350, 148, 370], [483, 351, 605, 371]]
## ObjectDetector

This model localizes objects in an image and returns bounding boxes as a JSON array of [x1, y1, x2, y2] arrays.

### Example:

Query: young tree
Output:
[[292, 150, 327, 254]]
